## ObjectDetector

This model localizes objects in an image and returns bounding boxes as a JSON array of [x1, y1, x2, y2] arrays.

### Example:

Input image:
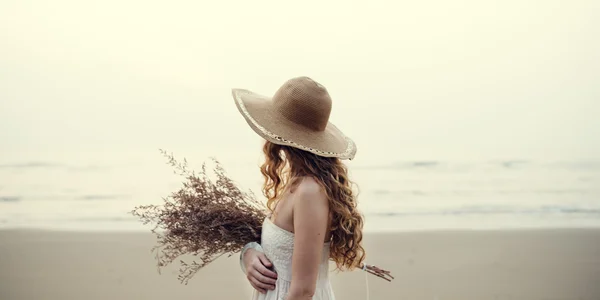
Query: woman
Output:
[[232, 76, 364, 300]]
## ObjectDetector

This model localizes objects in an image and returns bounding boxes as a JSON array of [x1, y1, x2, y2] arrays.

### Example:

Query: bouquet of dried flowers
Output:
[[132, 150, 393, 285]]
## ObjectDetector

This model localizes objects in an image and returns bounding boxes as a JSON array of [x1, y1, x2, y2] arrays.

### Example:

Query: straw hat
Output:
[[232, 76, 356, 160]]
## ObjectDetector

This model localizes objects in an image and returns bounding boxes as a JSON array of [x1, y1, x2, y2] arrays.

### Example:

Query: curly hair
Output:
[[259, 141, 365, 271]]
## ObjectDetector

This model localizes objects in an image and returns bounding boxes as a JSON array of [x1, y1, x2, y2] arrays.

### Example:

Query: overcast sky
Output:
[[1, 0, 599, 164]]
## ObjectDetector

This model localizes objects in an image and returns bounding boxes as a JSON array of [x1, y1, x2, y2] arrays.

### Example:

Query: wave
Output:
[[0, 196, 21, 202], [356, 161, 442, 170], [370, 205, 600, 217], [68, 216, 135, 222], [409, 161, 440, 167], [354, 160, 600, 171], [77, 194, 130, 201], [497, 160, 530, 168], [0, 162, 65, 169], [0, 194, 130, 201], [0, 161, 110, 172], [547, 161, 600, 171], [366, 188, 599, 197]]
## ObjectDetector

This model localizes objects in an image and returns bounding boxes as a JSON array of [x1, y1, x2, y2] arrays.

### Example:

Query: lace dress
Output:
[[252, 217, 335, 300]]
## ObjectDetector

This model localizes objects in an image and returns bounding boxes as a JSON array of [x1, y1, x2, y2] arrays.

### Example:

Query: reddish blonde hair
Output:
[[260, 141, 365, 270]]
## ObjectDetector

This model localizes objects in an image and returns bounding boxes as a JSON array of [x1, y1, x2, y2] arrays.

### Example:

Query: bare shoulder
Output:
[[291, 177, 329, 220], [294, 177, 327, 202], [292, 177, 329, 236]]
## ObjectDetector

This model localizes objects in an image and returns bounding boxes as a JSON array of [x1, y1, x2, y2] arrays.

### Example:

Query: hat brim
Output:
[[232, 89, 356, 160]]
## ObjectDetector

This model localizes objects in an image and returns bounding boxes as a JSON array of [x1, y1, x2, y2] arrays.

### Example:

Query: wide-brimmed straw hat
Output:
[[232, 76, 356, 160]]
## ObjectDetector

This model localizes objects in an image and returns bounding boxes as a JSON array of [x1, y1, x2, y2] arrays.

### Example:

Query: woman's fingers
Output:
[[250, 269, 277, 287], [243, 250, 278, 293], [254, 260, 278, 280], [252, 269, 277, 285], [248, 277, 266, 294], [257, 252, 273, 268], [248, 272, 275, 291]]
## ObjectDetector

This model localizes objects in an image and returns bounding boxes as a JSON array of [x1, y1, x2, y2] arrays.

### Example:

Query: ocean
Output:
[[1, 150, 599, 232]]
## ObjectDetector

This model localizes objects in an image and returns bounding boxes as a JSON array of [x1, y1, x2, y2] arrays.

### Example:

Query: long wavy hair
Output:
[[260, 141, 365, 270]]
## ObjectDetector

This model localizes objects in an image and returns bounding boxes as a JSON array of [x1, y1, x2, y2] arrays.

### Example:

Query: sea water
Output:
[[1, 150, 599, 232]]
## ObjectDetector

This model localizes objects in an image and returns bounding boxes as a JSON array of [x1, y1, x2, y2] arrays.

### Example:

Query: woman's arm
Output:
[[286, 179, 329, 300]]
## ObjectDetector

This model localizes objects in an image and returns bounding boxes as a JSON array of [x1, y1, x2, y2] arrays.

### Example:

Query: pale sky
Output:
[[1, 0, 599, 164]]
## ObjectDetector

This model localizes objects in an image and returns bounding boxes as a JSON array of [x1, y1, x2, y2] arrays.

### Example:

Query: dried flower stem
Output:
[[131, 150, 266, 284]]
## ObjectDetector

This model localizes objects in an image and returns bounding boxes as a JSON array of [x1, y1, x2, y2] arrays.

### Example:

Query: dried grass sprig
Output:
[[131, 150, 266, 284]]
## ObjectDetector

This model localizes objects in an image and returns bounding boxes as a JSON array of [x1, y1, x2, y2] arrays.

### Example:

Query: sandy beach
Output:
[[1, 229, 599, 300]]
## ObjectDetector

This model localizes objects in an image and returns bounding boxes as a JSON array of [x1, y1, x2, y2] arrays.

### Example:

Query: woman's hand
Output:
[[243, 248, 278, 294]]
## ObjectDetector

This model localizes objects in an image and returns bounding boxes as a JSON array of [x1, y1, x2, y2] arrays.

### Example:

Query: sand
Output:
[[1, 229, 599, 300]]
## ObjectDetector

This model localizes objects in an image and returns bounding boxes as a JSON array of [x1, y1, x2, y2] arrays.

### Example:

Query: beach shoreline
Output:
[[1, 228, 599, 300]]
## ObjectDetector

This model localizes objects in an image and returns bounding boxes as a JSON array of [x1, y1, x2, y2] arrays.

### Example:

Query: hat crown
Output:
[[272, 77, 332, 132]]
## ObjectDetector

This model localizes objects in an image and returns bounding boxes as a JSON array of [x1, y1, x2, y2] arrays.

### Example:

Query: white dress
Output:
[[253, 217, 335, 300]]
